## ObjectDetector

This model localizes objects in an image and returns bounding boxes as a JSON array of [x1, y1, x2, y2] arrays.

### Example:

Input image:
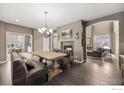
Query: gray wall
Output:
[[33, 30, 43, 51], [86, 25, 93, 48], [56, 20, 84, 62], [0, 21, 33, 61], [93, 21, 112, 35], [86, 11, 124, 55], [0, 21, 5, 61]]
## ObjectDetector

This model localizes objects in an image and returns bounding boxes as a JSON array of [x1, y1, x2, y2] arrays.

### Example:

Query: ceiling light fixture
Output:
[[38, 11, 53, 38], [15, 19, 19, 22]]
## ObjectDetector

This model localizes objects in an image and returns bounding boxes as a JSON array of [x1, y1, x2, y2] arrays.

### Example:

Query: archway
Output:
[[85, 20, 119, 68]]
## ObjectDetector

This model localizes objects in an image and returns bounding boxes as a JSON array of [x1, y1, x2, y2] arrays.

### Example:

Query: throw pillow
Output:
[[25, 61, 35, 71]]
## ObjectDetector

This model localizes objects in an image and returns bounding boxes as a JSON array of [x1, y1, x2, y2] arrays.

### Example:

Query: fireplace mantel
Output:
[[60, 40, 74, 42], [61, 41, 74, 48]]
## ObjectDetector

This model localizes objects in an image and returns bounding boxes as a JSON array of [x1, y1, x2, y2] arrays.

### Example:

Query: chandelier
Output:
[[38, 11, 53, 38]]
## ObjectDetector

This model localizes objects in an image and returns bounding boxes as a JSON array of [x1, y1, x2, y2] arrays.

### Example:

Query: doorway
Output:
[[86, 20, 119, 67]]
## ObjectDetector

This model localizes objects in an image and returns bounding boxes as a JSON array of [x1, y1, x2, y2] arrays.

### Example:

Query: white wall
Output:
[[0, 61, 12, 85], [111, 21, 119, 67], [113, 21, 119, 54]]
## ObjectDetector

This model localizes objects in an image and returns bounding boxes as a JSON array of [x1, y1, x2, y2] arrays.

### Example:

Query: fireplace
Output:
[[64, 45, 73, 56], [61, 41, 74, 56]]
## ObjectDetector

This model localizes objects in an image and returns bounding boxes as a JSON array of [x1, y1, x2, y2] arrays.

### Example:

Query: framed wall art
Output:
[[61, 29, 73, 39]]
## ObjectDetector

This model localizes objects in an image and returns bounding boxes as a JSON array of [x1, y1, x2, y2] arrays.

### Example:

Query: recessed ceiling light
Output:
[[15, 19, 19, 22]]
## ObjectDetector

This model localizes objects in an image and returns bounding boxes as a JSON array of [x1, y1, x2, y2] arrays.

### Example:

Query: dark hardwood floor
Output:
[[46, 58, 121, 85]]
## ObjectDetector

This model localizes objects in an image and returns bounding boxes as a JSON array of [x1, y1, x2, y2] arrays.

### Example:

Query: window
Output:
[[6, 32, 32, 59], [94, 34, 110, 49], [8, 34, 25, 51]]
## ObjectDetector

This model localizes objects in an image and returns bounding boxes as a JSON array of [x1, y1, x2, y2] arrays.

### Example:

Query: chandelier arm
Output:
[[45, 11, 47, 27], [38, 11, 53, 38]]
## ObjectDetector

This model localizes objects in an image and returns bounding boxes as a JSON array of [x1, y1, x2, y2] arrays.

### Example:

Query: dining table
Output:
[[32, 51, 67, 81], [33, 51, 67, 61]]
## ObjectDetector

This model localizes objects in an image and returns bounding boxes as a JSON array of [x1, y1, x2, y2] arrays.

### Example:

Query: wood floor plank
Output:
[[46, 58, 121, 85]]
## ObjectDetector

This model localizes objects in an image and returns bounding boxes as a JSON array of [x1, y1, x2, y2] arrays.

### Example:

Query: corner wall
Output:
[[56, 20, 84, 62], [0, 21, 33, 61], [0, 21, 5, 61]]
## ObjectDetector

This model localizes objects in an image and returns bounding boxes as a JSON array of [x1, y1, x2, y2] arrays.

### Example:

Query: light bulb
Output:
[[41, 27, 46, 32], [38, 28, 43, 33], [15, 19, 19, 22], [49, 29, 53, 34], [47, 31, 50, 35]]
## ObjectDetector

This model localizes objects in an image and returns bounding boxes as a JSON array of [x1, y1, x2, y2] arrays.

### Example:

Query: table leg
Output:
[[52, 60, 56, 72], [61, 60, 64, 70], [44, 59, 47, 66], [45, 73, 48, 82], [39, 57, 43, 62]]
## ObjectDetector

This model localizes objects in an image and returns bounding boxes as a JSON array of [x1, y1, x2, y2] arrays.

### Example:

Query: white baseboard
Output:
[[74, 60, 85, 63], [0, 60, 8, 64]]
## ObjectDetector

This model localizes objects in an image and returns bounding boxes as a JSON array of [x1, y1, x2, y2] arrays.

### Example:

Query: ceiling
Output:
[[0, 3, 124, 29]]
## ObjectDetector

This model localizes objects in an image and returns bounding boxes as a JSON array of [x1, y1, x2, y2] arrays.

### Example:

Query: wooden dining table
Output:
[[33, 51, 67, 61], [32, 51, 67, 68], [32, 51, 67, 81]]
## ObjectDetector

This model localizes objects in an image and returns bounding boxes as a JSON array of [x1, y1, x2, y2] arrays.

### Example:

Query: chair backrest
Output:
[[53, 48, 72, 58], [53, 49, 58, 52], [63, 50, 68, 54]]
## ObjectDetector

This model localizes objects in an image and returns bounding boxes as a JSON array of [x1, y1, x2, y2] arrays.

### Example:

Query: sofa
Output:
[[87, 47, 105, 58], [92, 48, 105, 58], [11, 52, 48, 85]]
